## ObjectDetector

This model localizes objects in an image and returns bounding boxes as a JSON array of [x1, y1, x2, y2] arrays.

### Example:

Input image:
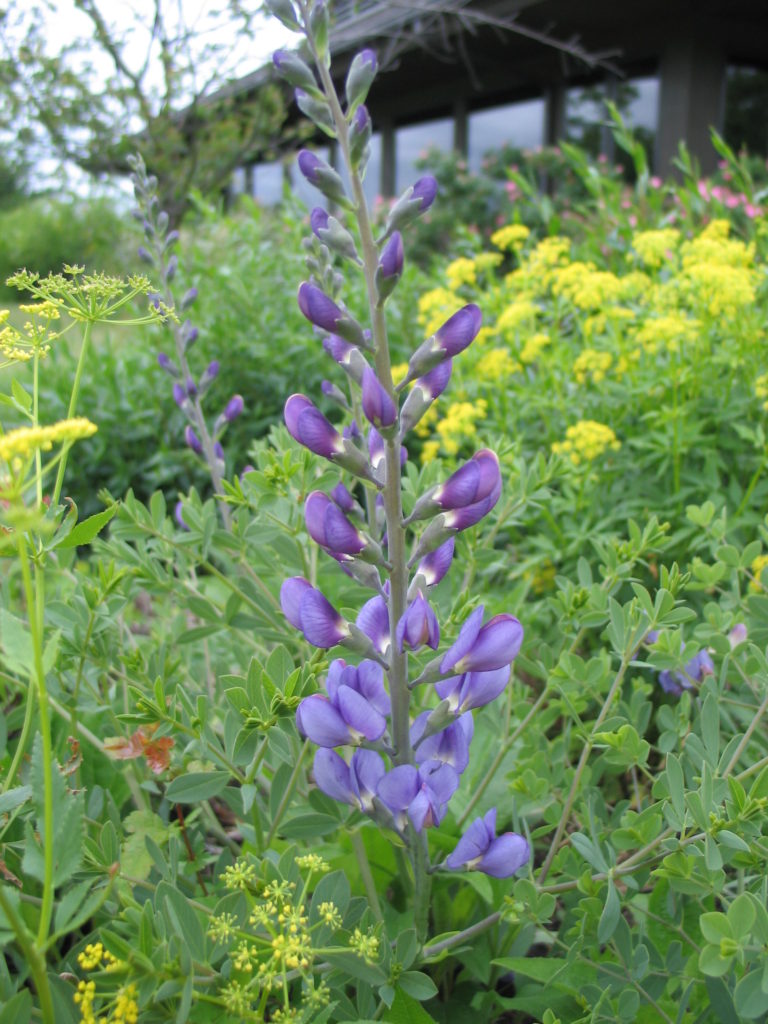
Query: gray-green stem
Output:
[[52, 319, 91, 507]]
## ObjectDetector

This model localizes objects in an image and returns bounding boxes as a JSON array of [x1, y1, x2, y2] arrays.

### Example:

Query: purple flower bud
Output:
[[284, 394, 344, 460], [310, 207, 330, 238], [280, 577, 351, 649], [298, 282, 343, 332], [172, 382, 187, 408], [436, 666, 511, 714], [396, 590, 439, 652], [446, 808, 530, 878], [224, 395, 244, 422], [324, 335, 369, 385], [174, 501, 189, 532], [378, 231, 403, 279], [346, 48, 377, 109], [362, 366, 397, 429], [185, 376, 198, 398], [729, 623, 747, 648], [399, 359, 453, 435], [184, 425, 203, 455], [213, 441, 225, 460], [158, 352, 178, 378], [200, 361, 219, 390], [332, 482, 358, 514], [437, 450, 500, 510], [377, 762, 459, 832], [419, 359, 453, 400], [137, 246, 153, 265], [181, 287, 198, 310], [164, 230, 180, 249], [417, 538, 455, 587], [434, 304, 482, 357], [349, 105, 372, 169], [181, 320, 199, 349], [344, 419, 362, 442], [440, 605, 523, 675], [165, 254, 178, 280], [305, 490, 366, 557], [356, 594, 390, 656], [272, 49, 317, 91], [412, 175, 438, 212], [297, 150, 349, 205]]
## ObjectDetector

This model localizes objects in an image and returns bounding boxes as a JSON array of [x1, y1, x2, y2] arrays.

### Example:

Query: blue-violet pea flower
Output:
[[375, 231, 404, 302], [659, 648, 714, 696], [404, 304, 482, 383], [440, 604, 524, 674], [173, 382, 187, 408], [356, 594, 390, 655], [331, 481, 360, 515], [412, 175, 438, 212], [304, 490, 366, 559], [174, 501, 189, 532], [446, 807, 530, 878], [399, 359, 452, 434], [410, 449, 501, 526], [417, 538, 455, 587], [345, 47, 377, 110], [310, 207, 329, 237], [435, 665, 511, 715], [362, 366, 397, 429], [396, 590, 439, 652], [280, 576, 350, 649], [298, 282, 346, 333], [323, 334, 369, 385], [313, 748, 385, 811], [284, 394, 344, 460], [296, 658, 390, 746], [223, 395, 244, 422], [158, 352, 178, 377], [377, 762, 459, 832], [368, 426, 407, 473], [411, 710, 473, 773], [184, 425, 203, 455]]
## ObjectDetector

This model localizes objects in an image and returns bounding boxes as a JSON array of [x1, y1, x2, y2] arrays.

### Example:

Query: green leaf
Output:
[[384, 988, 438, 1024], [165, 771, 230, 803], [598, 879, 621, 943], [0, 785, 32, 816], [397, 971, 438, 1001], [11, 376, 31, 413], [698, 944, 733, 977], [665, 754, 685, 822], [0, 609, 32, 673], [0, 990, 32, 1024], [279, 812, 340, 838], [701, 693, 720, 762], [735, 970, 768, 1019], [56, 504, 117, 548], [699, 912, 732, 944], [158, 882, 205, 962]]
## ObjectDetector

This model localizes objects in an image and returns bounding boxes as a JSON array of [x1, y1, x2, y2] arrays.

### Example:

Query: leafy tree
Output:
[[0, 0, 294, 223]]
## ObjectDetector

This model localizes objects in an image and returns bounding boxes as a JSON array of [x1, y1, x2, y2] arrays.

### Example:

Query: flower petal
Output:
[[477, 833, 530, 878]]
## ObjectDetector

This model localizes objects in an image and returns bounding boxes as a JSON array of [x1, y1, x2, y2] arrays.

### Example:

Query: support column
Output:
[[380, 116, 396, 197], [544, 84, 567, 148], [453, 97, 469, 158], [599, 77, 618, 163], [656, 34, 725, 175]]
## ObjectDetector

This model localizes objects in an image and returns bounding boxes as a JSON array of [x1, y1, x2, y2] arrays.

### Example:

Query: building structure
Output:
[[229, 0, 768, 203]]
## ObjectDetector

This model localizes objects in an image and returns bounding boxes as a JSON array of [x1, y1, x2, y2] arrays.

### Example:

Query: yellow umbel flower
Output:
[[391, 362, 409, 386], [519, 332, 550, 364], [497, 298, 537, 336], [445, 257, 477, 290], [417, 287, 458, 333], [631, 228, 680, 268], [573, 349, 612, 384], [750, 554, 768, 592], [634, 313, 699, 354], [0, 418, 97, 464], [552, 420, 621, 465], [476, 348, 521, 380], [491, 224, 530, 250], [755, 373, 768, 410], [435, 399, 487, 455]]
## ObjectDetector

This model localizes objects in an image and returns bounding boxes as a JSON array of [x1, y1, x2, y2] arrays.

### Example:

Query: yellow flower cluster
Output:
[[755, 373, 768, 410], [430, 399, 487, 458], [391, 362, 409, 385], [491, 223, 530, 250], [74, 980, 101, 1024], [750, 554, 768, 592], [350, 927, 380, 964], [677, 220, 756, 316], [497, 298, 537, 336], [552, 420, 621, 465], [475, 348, 521, 380], [551, 262, 622, 310], [631, 228, 680, 268], [445, 257, 477, 290], [113, 985, 139, 1024], [519, 332, 550, 364], [573, 348, 612, 384], [77, 943, 118, 971], [633, 313, 700, 354], [294, 853, 330, 872], [0, 418, 98, 465], [417, 287, 458, 334], [222, 859, 258, 890], [73, 945, 131, 1024]]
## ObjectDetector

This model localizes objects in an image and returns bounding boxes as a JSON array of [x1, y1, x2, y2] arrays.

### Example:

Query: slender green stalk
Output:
[[350, 829, 383, 922], [0, 884, 54, 1024], [2, 682, 36, 793], [422, 910, 502, 960], [52, 319, 92, 507], [265, 739, 310, 847], [15, 535, 55, 946]]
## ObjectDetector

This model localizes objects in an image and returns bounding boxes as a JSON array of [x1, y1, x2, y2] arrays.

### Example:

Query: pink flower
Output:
[[649, 176, 662, 189], [698, 180, 710, 202], [745, 204, 762, 219], [629, 214, 638, 227], [725, 195, 739, 209]]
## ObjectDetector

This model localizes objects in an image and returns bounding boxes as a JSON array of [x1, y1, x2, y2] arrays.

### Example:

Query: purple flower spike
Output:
[[659, 648, 714, 695], [173, 382, 187, 408], [418, 538, 455, 587], [284, 394, 344, 460], [298, 150, 324, 185], [280, 577, 350, 649], [305, 490, 366, 558], [379, 232, 403, 280], [377, 762, 459, 832], [436, 666, 511, 714], [441, 606, 523, 674], [446, 808, 530, 878], [157, 352, 177, 377], [396, 590, 439, 652], [435, 304, 483, 357], [412, 175, 438, 212], [362, 366, 397, 429], [223, 395, 244, 422], [412, 711, 474, 773], [298, 282, 344, 333], [184, 425, 202, 455], [356, 594, 390, 656]]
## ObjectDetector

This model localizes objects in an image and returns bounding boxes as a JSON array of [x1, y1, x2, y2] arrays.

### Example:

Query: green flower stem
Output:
[[0, 883, 54, 1024], [33, 349, 42, 506], [2, 682, 36, 793], [52, 319, 91, 508], [421, 910, 502, 960], [538, 650, 632, 885], [265, 739, 309, 848], [350, 829, 383, 922], [15, 535, 55, 948]]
